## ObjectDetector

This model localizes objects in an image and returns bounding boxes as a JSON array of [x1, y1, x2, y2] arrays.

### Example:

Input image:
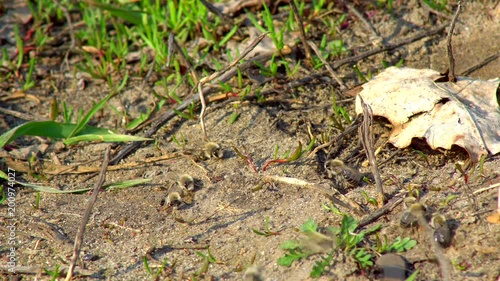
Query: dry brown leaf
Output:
[[355, 67, 500, 162]]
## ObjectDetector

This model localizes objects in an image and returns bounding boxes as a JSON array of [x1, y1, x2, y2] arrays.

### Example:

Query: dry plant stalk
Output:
[[65, 146, 111, 281], [446, 1, 462, 82], [359, 96, 385, 204], [307, 40, 346, 90], [197, 32, 269, 141], [264, 175, 365, 215], [289, 0, 312, 59]]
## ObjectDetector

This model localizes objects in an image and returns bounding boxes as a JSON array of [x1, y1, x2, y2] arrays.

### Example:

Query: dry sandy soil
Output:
[[1, 1, 499, 280]]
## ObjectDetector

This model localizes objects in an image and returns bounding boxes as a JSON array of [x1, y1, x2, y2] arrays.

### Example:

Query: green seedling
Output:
[[44, 264, 61, 281], [322, 202, 344, 215], [262, 142, 302, 171], [233, 146, 258, 173], [171, 133, 187, 148], [248, 3, 285, 53], [252, 217, 280, 237], [451, 259, 469, 271], [143, 256, 171, 280], [14, 24, 24, 70], [360, 190, 378, 206], [195, 248, 218, 276], [22, 56, 36, 91], [254, 54, 279, 78], [413, 149, 431, 169], [353, 64, 368, 83], [228, 111, 240, 124], [33, 192, 41, 210], [330, 92, 351, 131], [278, 216, 391, 276], [310, 252, 334, 278], [376, 235, 417, 253], [377, 0, 395, 13], [439, 194, 457, 207], [312, 0, 326, 16], [0, 186, 6, 205], [262, 138, 315, 171], [422, 0, 451, 13]]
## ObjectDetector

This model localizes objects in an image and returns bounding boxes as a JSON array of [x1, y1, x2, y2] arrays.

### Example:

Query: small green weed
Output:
[[253, 217, 281, 237], [143, 256, 171, 280], [278, 215, 416, 277]]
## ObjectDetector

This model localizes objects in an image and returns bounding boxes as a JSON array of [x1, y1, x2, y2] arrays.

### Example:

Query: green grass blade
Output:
[[83, 0, 145, 26], [68, 93, 114, 138], [0, 121, 151, 149], [15, 179, 151, 194]]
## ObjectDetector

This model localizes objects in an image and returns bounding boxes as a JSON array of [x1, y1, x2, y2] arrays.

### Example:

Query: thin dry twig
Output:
[[199, 0, 236, 26], [357, 196, 404, 229], [54, 0, 75, 71], [447, 1, 462, 82], [359, 96, 385, 204], [460, 52, 500, 76], [264, 175, 366, 215], [289, 0, 312, 59], [197, 32, 269, 141], [65, 146, 111, 281], [345, 3, 383, 45], [307, 40, 346, 90]]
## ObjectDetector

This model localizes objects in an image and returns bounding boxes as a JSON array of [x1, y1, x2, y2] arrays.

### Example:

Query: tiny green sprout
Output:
[[262, 142, 302, 171], [322, 202, 344, 215], [44, 264, 61, 281], [452, 259, 469, 271], [439, 194, 457, 207], [360, 190, 378, 206], [195, 248, 218, 276], [33, 192, 41, 210], [252, 216, 280, 237], [233, 146, 258, 173], [228, 111, 240, 124], [414, 149, 431, 168], [353, 65, 368, 83], [144, 256, 171, 279]]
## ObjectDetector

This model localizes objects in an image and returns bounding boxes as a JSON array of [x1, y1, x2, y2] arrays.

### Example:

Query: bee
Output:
[[324, 159, 373, 188], [165, 191, 182, 207], [243, 266, 264, 281], [177, 174, 195, 191], [431, 214, 451, 248], [400, 196, 427, 228], [202, 142, 223, 160]]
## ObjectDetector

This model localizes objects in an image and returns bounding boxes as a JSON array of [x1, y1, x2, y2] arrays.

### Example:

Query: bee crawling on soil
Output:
[[400, 196, 429, 228], [177, 174, 195, 191], [431, 214, 452, 248], [324, 159, 374, 188], [166, 191, 183, 207], [202, 142, 224, 160]]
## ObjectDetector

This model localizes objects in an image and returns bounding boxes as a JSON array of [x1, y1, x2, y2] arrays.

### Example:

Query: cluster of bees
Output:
[[162, 142, 223, 210], [324, 159, 451, 248], [400, 196, 452, 248]]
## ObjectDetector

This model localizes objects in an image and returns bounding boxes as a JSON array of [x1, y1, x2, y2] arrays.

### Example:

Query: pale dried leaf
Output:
[[355, 67, 500, 161]]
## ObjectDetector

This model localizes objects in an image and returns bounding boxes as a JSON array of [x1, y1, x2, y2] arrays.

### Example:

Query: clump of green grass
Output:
[[277, 215, 417, 277]]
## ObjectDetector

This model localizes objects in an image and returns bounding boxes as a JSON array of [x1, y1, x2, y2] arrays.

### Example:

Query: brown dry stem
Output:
[[65, 146, 111, 280], [446, 1, 462, 82]]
